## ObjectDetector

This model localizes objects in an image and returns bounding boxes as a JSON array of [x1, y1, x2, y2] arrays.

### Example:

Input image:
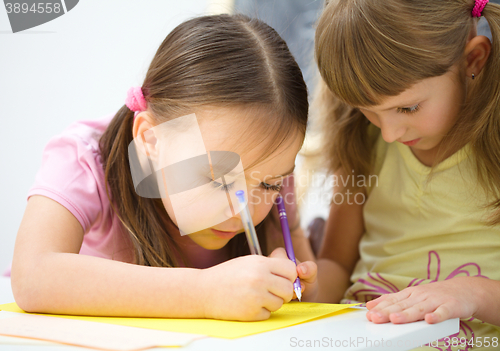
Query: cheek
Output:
[[360, 110, 380, 127], [418, 105, 458, 136], [249, 190, 279, 225]]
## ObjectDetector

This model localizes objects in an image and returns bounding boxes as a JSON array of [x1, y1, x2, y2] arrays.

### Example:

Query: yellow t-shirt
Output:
[[342, 134, 500, 350]]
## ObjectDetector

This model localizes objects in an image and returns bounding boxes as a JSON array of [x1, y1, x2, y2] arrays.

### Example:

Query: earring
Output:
[[472, 73, 475, 80]]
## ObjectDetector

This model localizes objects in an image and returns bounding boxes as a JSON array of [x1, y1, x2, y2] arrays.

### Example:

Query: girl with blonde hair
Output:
[[314, 0, 500, 348]]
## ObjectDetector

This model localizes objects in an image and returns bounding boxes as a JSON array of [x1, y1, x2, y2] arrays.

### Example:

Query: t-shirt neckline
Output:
[[395, 141, 471, 174]]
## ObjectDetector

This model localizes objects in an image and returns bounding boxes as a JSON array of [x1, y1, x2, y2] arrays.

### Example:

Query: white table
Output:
[[0, 277, 458, 351]]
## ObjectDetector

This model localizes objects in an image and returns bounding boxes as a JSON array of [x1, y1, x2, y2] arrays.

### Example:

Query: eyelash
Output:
[[260, 182, 282, 192], [397, 104, 420, 114], [210, 181, 282, 192], [211, 181, 235, 192]]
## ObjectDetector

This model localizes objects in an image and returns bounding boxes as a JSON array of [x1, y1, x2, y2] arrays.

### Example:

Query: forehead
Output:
[[365, 68, 461, 111], [195, 106, 302, 179]]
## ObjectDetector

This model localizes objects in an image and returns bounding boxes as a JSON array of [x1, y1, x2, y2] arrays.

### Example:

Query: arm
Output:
[[314, 170, 365, 303], [11, 195, 206, 318], [11, 195, 298, 321]]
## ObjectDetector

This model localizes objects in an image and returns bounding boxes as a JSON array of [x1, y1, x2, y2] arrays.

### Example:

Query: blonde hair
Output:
[[314, 0, 500, 223], [99, 14, 308, 267]]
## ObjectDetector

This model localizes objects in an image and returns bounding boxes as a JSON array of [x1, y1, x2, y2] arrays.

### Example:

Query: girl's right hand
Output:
[[200, 254, 298, 321]]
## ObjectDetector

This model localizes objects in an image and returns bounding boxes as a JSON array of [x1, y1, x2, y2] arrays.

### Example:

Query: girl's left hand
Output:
[[269, 247, 318, 301], [366, 277, 479, 324]]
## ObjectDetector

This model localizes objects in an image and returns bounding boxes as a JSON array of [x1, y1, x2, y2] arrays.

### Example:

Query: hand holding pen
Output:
[[275, 193, 302, 301], [235, 190, 317, 303]]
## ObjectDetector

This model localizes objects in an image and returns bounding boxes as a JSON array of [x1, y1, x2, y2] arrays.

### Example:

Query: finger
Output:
[[250, 308, 271, 321], [366, 295, 387, 310], [268, 275, 294, 303], [367, 293, 414, 323], [297, 262, 317, 281], [268, 257, 297, 282], [269, 247, 287, 259], [425, 304, 453, 324], [367, 291, 412, 313], [262, 291, 286, 313], [389, 301, 431, 324]]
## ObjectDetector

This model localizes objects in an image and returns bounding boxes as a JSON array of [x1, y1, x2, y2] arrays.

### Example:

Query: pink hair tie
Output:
[[125, 86, 147, 112], [472, 0, 488, 17]]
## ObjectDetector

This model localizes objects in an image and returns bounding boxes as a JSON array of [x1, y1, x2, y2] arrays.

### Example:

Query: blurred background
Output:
[[0, 0, 327, 273]]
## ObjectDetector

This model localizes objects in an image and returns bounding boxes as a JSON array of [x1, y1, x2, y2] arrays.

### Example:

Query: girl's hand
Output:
[[365, 277, 479, 324], [201, 254, 298, 321], [269, 247, 318, 301]]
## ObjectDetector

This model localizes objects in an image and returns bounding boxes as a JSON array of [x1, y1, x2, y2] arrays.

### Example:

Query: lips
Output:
[[210, 229, 239, 239], [400, 138, 421, 146]]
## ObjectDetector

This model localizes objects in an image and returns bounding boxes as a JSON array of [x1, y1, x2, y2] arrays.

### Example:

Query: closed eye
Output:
[[211, 180, 235, 192], [260, 182, 282, 192], [397, 104, 420, 114], [210, 180, 282, 192]]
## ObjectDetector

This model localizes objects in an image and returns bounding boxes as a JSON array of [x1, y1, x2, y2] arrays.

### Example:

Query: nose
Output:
[[379, 117, 406, 143], [226, 195, 255, 219]]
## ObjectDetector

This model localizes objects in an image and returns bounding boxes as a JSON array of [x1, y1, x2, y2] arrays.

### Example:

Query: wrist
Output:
[[469, 276, 500, 323]]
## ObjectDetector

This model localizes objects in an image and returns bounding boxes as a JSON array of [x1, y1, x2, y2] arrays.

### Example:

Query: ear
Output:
[[132, 111, 158, 159], [463, 35, 491, 78]]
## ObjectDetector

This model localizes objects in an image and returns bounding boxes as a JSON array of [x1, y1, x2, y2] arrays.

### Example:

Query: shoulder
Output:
[[55, 112, 116, 152], [40, 113, 117, 172], [28, 112, 118, 232]]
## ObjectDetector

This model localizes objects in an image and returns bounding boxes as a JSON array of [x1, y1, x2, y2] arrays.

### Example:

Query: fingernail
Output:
[[393, 313, 402, 319], [375, 312, 383, 319], [300, 266, 307, 275]]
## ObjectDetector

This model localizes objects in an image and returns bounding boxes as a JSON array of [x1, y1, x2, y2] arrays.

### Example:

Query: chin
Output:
[[200, 241, 230, 250], [191, 236, 230, 250]]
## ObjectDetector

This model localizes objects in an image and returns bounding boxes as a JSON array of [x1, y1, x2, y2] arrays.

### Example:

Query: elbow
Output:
[[10, 262, 44, 313]]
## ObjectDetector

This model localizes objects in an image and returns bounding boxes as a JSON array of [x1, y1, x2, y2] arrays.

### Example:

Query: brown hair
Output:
[[99, 14, 308, 267], [314, 0, 500, 223]]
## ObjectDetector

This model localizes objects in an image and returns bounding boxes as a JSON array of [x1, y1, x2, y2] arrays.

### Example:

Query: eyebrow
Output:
[[265, 165, 296, 181]]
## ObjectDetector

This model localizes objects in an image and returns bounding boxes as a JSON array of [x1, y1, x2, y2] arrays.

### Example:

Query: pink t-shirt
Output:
[[4, 113, 135, 277]]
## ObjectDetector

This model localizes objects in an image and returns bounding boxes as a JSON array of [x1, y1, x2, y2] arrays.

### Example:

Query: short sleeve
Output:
[[27, 132, 106, 233]]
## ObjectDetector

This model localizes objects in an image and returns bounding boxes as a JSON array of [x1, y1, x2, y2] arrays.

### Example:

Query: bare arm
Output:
[[11, 195, 206, 317], [315, 170, 365, 303]]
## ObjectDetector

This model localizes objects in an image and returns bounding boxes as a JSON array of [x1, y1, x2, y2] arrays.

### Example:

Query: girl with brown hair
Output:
[[10, 14, 317, 322], [313, 0, 500, 347]]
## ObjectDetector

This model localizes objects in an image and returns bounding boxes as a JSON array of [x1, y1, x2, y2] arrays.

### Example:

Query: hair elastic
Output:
[[472, 0, 488, 17], [125, 86, 147, 113]]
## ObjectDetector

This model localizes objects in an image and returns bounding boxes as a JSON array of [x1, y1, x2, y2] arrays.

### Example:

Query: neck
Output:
[[410, 140, 467, 167]]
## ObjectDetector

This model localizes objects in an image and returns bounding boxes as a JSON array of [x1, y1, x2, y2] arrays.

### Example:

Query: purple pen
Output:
[[275, 193, 302, 301]]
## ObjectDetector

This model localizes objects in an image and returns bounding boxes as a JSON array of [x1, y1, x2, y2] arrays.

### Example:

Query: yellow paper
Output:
[[0, 302, 358, 339]]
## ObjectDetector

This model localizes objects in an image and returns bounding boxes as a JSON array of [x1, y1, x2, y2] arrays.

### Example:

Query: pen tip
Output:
[[295, 287, 302, 302]]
